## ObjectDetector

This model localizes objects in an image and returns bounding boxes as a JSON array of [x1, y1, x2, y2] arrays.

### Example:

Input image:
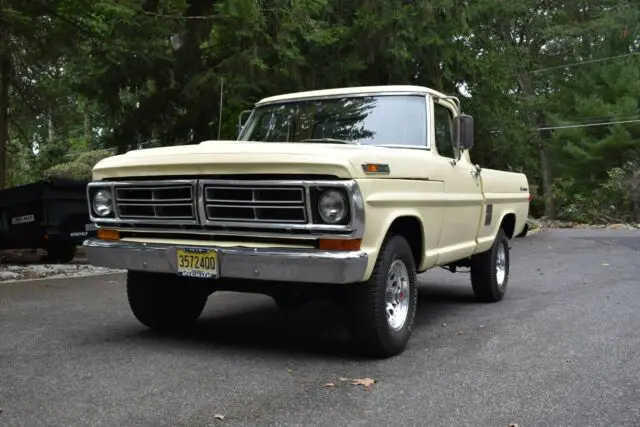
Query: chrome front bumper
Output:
[[83, 239, 368, 284]]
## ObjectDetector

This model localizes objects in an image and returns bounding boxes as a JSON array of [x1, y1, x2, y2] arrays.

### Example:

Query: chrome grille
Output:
[[114, 184, 196, 222], [203, 185, 307, 223]]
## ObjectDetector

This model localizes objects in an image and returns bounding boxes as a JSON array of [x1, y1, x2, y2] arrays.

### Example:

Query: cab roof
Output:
[[255, 85, 450, 106]]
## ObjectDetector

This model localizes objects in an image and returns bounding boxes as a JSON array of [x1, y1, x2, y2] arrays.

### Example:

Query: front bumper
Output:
[[83, 238, 368, 284]]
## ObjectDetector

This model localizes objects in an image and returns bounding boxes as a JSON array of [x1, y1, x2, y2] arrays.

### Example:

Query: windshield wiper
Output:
[[299, 138, 359, 145]]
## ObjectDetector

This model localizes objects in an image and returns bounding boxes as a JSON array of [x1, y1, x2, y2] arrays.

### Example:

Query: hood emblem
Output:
[[362, 163, 390, 174]]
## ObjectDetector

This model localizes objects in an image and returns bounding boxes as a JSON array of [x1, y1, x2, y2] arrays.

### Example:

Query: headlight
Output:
[[317, 189, 348, 224], [92, 189, 113, 217]]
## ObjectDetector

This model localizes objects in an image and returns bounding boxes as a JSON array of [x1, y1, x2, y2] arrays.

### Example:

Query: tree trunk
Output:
[[48, 111, 54, 144], [84, 101, 92, 143], [0, 53, 10, 190], [539, 140, 556, 218], [518, 72, 556, 219]]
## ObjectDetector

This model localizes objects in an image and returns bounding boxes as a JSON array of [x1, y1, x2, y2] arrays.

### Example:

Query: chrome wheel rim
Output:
[[385, 259, 411, 331], [496, 243, 507, 288]]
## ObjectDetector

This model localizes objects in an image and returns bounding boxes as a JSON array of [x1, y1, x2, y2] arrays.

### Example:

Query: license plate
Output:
[[176, 247, 218, 279]]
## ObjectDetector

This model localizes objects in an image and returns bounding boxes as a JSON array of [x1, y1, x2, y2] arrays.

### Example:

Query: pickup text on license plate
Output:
[[176, 247, 218, 279]]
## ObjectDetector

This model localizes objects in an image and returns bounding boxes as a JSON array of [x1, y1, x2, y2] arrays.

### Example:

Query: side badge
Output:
[[362, 163, 390, 174], [484, 204, 493, 226]]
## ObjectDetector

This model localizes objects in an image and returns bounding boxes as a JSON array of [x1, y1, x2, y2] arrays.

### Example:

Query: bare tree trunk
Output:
[[48, 112, 54, 144], [518, 72, 556, 219], [539, 140, 555, 218], [83, 101, 92, 143], [0, 53, 10, 190]]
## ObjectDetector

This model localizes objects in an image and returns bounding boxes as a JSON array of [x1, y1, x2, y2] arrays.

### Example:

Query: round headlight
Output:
[[93, 189, 113, 217], [318, 190, 348, 224]]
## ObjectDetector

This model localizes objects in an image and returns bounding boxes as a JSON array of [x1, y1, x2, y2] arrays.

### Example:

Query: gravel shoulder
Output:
[[0, 249, 121, 282]]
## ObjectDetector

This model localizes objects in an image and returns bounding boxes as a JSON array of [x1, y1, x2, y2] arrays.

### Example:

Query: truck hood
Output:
[[92, 140, 430, 180]]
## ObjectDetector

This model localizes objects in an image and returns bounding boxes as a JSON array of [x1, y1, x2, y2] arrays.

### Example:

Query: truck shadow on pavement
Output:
[[127, 282, 478, 359]]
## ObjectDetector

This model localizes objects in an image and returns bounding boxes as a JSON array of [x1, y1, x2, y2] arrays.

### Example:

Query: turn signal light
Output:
[[318, 239, 361, 251], [97, 229, 120, 240]]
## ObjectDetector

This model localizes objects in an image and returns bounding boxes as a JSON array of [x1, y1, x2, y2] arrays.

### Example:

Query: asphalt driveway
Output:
[[1, 229, 639, 426]]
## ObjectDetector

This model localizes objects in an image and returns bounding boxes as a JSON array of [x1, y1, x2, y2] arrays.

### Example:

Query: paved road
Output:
[[1, 229, 639, 427]]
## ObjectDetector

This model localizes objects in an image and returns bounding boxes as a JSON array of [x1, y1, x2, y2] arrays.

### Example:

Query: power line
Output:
[[531, 52, 640, 73], [537, 118, 640, 131], [551, 113, 640, 123]]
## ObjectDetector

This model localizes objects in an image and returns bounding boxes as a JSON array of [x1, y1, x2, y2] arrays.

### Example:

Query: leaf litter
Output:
[[323, 377, 377, 388], [350, 378, 376, 387]]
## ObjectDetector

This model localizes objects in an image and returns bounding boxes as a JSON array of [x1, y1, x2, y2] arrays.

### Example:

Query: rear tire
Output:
[[46, 243, 77, 263], [470, 228, 510, 302], [516, 223, 529, 238], [56, 244, 77, 263], [343, 234, 418, 358], [127, 271, 209, 332]]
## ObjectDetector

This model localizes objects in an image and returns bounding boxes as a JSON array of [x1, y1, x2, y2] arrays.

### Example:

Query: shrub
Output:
[[43, 149, 114, 181], [553, 159, 640, 223]]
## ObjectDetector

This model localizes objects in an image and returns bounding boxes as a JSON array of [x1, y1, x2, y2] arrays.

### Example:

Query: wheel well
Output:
[[387, 216, 424, 267], [501, 213, 516, 238]]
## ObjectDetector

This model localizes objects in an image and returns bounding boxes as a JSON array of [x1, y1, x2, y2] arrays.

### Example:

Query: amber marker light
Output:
[[97, 229, 120, 240], [361, 163, 390, 174], [319, 239, 362, 251]]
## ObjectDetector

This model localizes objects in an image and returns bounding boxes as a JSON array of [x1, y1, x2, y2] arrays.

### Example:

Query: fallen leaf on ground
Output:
[[214, 414, 225, 421], [602, 263, 609, 266], [479, 325, 485, 328], [351, 378, 376, 387], [441, 323, 447, 327], [456, 331, 464, 335], [324, 382, 336, 387], [338, 377, 349, 381]]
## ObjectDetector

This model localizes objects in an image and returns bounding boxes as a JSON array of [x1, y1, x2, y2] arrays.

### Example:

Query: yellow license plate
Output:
[[176, 248, 218, 279]]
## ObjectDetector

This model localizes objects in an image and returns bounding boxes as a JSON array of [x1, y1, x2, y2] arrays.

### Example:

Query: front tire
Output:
[[271, 290, 314, 312], [127, 271, 209, 332], [470, 228, 510, 302], [343, 234, 418, 358]]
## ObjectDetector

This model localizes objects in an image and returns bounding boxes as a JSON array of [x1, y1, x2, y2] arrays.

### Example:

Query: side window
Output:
[[434, 103, 454, 158]]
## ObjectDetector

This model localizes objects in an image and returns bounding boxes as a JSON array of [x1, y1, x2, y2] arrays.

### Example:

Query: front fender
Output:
[[357, 179, 445, 279]]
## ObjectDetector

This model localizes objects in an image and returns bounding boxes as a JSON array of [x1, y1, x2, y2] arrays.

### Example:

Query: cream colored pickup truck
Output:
[[84, 85, 529, 358]]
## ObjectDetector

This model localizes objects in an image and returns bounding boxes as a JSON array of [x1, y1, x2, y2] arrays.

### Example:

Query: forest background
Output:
[[1, 0, 639, 223]]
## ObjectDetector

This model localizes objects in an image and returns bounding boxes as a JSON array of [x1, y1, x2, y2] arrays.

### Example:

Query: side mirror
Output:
[[455, 114, 474, 150], [236, 109, 252, 138]]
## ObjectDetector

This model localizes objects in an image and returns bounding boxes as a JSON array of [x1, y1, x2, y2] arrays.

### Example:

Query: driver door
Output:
[[431, 99, 483, 265]]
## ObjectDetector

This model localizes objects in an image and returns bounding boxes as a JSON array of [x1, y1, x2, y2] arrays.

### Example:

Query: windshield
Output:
[[239, 95, 427, 147]]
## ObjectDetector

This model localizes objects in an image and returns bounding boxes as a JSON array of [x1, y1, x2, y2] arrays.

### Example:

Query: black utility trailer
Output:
[[0, 178, 96, 262]]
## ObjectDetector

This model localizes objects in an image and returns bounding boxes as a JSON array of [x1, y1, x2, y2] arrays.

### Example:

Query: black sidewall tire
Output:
[[46, 243, 76, 263], [516, 223, 529, 238], [345, 234, 418, 358], [271, 290, 312, 312], [496, 231, 510, 296], [471, 228, 510, 302], [127, 271, 208, 332]]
